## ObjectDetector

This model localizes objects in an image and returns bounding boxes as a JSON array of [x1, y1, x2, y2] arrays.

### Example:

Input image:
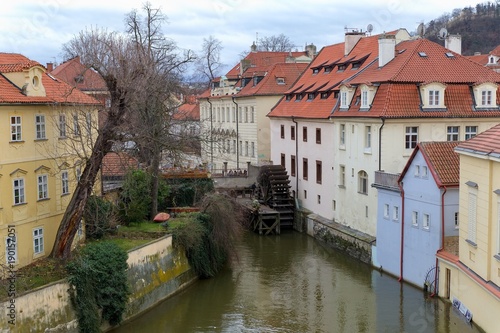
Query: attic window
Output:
[[337, 64, 346, 71], [445, 52, 454, 58], [296, 94, 303, 101], [276, 77, 285, 85], [489, 56, 495, 64], [320, 92, 328, 99], [307, 93, 315, 100], [351, 62, 361, 69], [286, 94, 292, 101], [324, 66, 332, 73], [398, 49, 406, 54], [313, 68, 320, 74], [418, 52, 427, 57]]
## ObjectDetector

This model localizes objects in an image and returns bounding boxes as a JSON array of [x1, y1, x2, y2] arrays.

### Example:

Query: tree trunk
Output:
[[149, 145, 160, 218]]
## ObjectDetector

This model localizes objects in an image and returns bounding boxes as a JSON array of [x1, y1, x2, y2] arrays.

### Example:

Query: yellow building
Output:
[[0, 53, 100, 269], [437, 123, 500, 333]]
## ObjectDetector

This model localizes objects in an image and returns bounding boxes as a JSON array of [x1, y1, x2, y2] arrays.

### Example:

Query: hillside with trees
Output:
[[424, 1, 500, 55]]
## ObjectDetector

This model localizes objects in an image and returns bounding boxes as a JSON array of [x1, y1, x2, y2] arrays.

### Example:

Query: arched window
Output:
[[358, 170, 368, 194]]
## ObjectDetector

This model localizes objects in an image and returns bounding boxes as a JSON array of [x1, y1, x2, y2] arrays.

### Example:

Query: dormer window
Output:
[[313, 68, 320, 74], [473, 82, 498, 109], [276, 77, 285, 85], [307, 93, 315, 100], [320, 92, 328, 99], [352, 62, 361, 69], [340, 91, 348, 107], [339, 85, 355, 109], [74, 75, 84, 84], [489, 56, 495, 64], [296, 93, 303, 101], [361, 90, 368, 107], [420, 82, 446, 109], [286, 94, 292, 101], [324, 66, 332, 73], [337, 64, 346, 72], [359, 84, 376, 110]]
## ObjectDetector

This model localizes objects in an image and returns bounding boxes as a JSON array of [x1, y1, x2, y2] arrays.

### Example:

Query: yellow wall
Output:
[[0, 103, 97, 268]]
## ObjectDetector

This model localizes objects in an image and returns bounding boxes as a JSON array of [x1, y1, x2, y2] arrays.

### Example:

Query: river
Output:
[[110, 231, 484, 333]]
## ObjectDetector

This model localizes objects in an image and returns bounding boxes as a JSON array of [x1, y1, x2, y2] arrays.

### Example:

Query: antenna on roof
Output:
[[367, 24, 373, 35], [437, 27, 448, 40], [416, 22, 425, 37]]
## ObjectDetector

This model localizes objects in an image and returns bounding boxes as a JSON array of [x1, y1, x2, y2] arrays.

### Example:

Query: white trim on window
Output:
[[33, 227, 44, 255]]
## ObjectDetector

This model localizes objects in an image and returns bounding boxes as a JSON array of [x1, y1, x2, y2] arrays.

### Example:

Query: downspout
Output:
[[378, 117, 385, 171], [398, 181, 405, 282], [232, 96, 239, 170], [206, 98, 213, 171], [431, 185, 447, 296], [292, 116, 298, 198]]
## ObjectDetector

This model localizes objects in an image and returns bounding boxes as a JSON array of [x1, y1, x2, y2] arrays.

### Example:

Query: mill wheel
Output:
[[256, 165, 295, 229]]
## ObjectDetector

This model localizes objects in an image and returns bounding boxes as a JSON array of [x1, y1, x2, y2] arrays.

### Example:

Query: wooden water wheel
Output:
[[256, 165, 295, 229]]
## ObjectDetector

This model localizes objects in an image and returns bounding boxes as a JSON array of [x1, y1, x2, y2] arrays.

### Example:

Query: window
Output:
[[251, 107, 255, 123], [280, 125, 285, 139], [481, 90, 492, 106], [421, 166, 428, 178], [423, 213, 430, 229], [429, 90, 440, 106], [316, 160, 322, 184], [291, 155, 296, 176], [232, 140, 236, 154], [13, 178, 25, 205], [11, 116, 22, 141], [73, 114, 80, 136], [339, 165, 345, 187], [277, 77, 285, 84], [364, 126, 372, 151], [316, 128, 321, 144], [35, 114, 46, 140], [244, 107, 248, 123], [412, 211, 419, 227], [414, 165, 420, 177], [307, 93, 315, 100], [62, 170, 69, 195], [358, 170, 368, 194], [239, 141, 243, 155], [447, 126, 459, 141], [468, 192, 477, 244], [251, 142, 255, 157], [304, 190, 307, 199], [320, 92, 328, 99], [245, 141, 248, 156], [239, 107, 242, 123], [340, 124, 346, 146], [286, 94, 292, 101], [291, 126, 295, 140], [405, 126, 418, 149], [226, 108, 230, 122], [296, 94, 303, 101], [281, 153, 286, 167], [465, 126, 477, 140], [76, 167, 82, 182], [86, 112, 92, 136], [303, 158, 308, 180], [454, 212, 459, 229], [33, 228, 44, 255], [361, 90, 368, 108], [313, 68, 320, 74], [38, 174, 49, 200], [393, 206, 399, 221], [59, 114, 67, 137], [233, 108, 236, 123], [340, 91, 348, 108], [317, 195, 321, 204], [303, 126, 308, 142], [384, 204, 389, 219]]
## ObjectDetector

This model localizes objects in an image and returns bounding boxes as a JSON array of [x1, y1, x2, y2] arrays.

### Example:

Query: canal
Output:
[[110, 231, 484, 333]]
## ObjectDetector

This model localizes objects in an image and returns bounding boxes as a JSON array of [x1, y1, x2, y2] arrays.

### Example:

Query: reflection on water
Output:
[[110, 231, 484, 333]]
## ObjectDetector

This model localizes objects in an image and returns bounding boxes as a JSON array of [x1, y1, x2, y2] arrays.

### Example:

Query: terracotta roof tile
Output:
[[419, 141, 461, 186], [455, 123, 500, 157], [101, 152, 139, 178], [51, 56, 107, 92], [0, 53, 43, 72], [174, 99, 200, 121]]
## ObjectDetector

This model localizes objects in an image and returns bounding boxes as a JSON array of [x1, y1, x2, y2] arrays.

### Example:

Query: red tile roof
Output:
[[174, 99, 200, 121], [399, 141, 460, 187], [455, 123, 500, 157], [101, 152, 139, 178], [51, 56, 107, 92], [0, 53, 100, 105]]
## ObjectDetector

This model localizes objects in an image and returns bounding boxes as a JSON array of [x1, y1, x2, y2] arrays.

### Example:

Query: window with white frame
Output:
[[251, 142, 255, 157], [340, 124, 346, 147], [35, 114, 46, 140], [358, 170, 368, 194], [405, 126, 418, 149], [13, 178, 25, 205], [38, 174, 49, 200], [251, 107, 255, 123], [232, 140, 236, 154], [33, 227, 44, 254], [468, 192, 477, 244], [62, 170, 69, 195], [421, 165, 428, 178], [414, 165, 420, 177], [340, 91, 348, 108], [473, 83, 497, 108], [11, 116, 22, 141], [364, 126, 372, 151], [339, 165, 346, 187], [86, 112, 92, 136], [245, 141, 249, 156], [447, 126, 459, 141], [412, 211, 419, 227], [76, 167, 82, 182], [393, 206, 399, 221], [423, 213, 430, 229], [421, 83, 446, 109], [481, 90, 492, 106], [73, 113, 80, 136], [429, 90, 440, 106], [383, 204, 389, 219], [465, 126, 478, 140], [361, 90, 369, 108], [59, 114, 67, 137]]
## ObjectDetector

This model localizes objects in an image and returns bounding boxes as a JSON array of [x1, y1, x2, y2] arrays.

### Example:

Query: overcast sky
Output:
[[1, 0, 481, 75]]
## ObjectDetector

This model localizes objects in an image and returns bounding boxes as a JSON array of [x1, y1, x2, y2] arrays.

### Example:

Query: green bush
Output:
[[67, 241, 130, 333], [117, 170, 152, 224], [84, 195, 114, 240], [165, 178, 214, 207]]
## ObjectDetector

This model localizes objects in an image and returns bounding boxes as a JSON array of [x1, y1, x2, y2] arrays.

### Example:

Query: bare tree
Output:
[[258, 33, 295, 52], [194, 35, 224, 87], [50, 3, 194, 259]]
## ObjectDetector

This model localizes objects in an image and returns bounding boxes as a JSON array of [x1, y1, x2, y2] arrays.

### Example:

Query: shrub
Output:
[[165, 178, 214, 207], [83, 195, 115, 240], [117, 170, 152, 225], [67, 241, 130, 333]]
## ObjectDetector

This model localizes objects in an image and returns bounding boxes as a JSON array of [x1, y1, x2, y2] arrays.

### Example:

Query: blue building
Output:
[[373, 142, 460, 289]]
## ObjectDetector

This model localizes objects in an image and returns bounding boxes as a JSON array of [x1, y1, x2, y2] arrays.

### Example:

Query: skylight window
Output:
[[445, 52, 454, 58], [418, 52, 427, 57]]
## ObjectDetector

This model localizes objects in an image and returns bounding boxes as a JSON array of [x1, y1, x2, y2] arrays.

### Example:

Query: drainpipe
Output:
[[232, 96, 239, 170], [398, 181, 405, 282], [292, 116, 298, 198], [206, 98, 213, 171], [431, 185, 447, 296], [378, 117, 385, 171]]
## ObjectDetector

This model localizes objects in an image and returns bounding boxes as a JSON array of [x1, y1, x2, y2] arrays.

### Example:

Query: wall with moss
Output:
[[306, 213, 375, 264], [0, 235, 196, 332]]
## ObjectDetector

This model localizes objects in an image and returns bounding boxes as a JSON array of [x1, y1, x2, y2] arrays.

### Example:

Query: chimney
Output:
[[445, 34, 462, 55], [250, 42, 257, 52], [474, 52, 481, 56], [378, 34, 396, 67], [46, 63, 53, 72], [344, 31, 365, 56], [306, 43, 317, 58]]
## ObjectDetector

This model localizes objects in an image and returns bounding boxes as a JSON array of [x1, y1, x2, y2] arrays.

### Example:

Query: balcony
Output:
[[372, 171, 400, 191]]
